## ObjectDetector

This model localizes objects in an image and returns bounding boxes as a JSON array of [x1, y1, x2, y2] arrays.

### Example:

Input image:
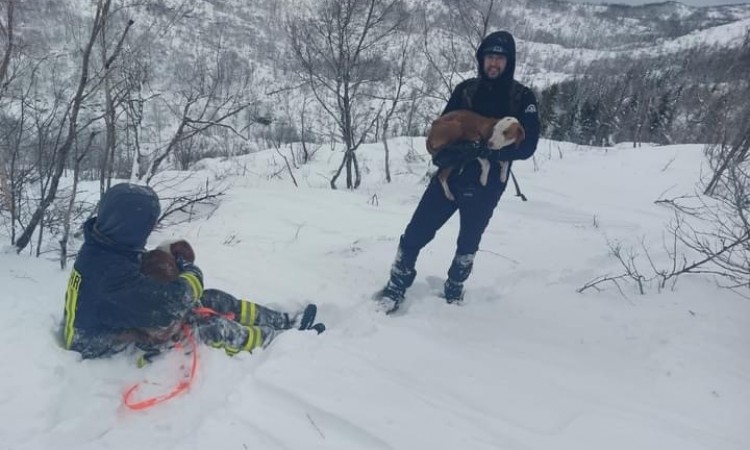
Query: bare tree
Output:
[[441, 0, 496, 52], [59, 131, 98, 269], [141, 46, 256, 183], [683, 31, 750, 291], [1, 56, 51, 246], [416, 10, 467, 106], [0, 0, 15, 212], [97, 6, 129, 196], [14, 0, 133, 253], [380, 29, 412, 183], [704, 32, 750, 197], [579, 33, 750, 296], [298, 96, 313, 164], [120, 50, 152, 182], [287, 0, 409, 189]]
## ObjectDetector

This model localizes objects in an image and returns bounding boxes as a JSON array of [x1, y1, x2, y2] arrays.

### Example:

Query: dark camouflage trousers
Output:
[[67, 288, 294, 360]]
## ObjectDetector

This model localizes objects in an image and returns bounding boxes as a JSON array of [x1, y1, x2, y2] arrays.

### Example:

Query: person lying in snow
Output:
[[61, 182, 324, 361]]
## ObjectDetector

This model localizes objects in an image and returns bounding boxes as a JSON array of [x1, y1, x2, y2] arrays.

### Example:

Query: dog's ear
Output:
[[505, 122, 525, 148], [157, 239, 196, 263], [426, 126, 438, 155], [170, 240, 195, 263]]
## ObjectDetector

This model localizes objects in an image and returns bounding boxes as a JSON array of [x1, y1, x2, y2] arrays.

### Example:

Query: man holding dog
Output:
[[375, 30, 541, 313]]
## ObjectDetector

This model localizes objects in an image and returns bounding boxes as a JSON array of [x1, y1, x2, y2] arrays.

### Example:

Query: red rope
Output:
[[122, 323, 198, 410], [122, 306, 236, 410], [193, 306, 235, 321]]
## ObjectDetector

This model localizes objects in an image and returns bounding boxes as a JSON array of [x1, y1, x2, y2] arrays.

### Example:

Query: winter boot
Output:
[[374, 279, 408, 314], [444, 253, 475, 304], [240, 301, 324, 334], [374, 245, 418, 314], [294, 304, 326, 334], [195, 315, 272, 355], [443, 278, 465, 304], [238, 300, 295, 330]]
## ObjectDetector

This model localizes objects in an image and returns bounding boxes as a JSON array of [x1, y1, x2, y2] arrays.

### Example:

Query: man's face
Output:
[[483, 53, 507, 79]]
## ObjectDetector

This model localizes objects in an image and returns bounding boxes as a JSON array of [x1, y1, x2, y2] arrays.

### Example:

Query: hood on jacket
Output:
[[475, 31, 516, 84], [92, 183, 160, 251]]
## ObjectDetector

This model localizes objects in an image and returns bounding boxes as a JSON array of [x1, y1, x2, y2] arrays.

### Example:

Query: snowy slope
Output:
[[1, 139, 749, 450]]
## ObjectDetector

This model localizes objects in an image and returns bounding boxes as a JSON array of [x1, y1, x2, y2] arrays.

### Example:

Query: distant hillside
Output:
[[5, 0, 749, 154]]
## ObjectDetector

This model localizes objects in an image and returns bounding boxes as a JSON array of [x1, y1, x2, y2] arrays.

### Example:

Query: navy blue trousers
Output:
[[399, 162, 506, 273]]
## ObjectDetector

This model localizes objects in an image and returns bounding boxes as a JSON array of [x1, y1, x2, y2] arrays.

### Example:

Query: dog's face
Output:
[[141, 249, 179, 282], [488, 117, 525, 150]]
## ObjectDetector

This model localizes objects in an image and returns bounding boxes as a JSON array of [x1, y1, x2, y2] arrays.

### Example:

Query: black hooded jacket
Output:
[[62, 183, 193, 357], [441, 31, 540, 162]]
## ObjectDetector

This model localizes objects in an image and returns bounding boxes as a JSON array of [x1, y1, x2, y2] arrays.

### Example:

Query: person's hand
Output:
[[432, 141, 486, 168]]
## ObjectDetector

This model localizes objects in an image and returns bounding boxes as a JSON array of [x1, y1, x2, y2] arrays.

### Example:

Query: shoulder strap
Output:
[[507, 81, 524, 118]]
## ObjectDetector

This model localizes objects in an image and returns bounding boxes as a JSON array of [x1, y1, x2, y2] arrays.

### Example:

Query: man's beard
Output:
[[485, 68, 502, 79]]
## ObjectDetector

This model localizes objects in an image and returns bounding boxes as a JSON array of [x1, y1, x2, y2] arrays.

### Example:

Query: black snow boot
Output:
[[374, 245, 417, 314], [443, 279, 464, 304], [444, 253, 475, 304], [295, 304, 326, 334]]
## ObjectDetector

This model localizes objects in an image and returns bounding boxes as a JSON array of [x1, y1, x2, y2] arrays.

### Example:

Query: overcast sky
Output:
[[580, 0, 748, 7]]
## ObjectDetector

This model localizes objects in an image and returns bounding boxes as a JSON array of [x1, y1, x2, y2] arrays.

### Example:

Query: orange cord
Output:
[[193, 306, 235, 321], [122, 323, 198, 410], [122, 306, 237, 410]]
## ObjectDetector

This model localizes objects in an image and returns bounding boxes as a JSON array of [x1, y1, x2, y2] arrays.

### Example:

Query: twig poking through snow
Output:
[[306, 412, 325, 439]]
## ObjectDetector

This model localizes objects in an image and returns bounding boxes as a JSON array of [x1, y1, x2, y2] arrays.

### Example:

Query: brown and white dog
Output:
[[140, 239, 196, 282], [140, 248, 180, 282], [426, 110, 525, 201], [131, 239, 196, 344]]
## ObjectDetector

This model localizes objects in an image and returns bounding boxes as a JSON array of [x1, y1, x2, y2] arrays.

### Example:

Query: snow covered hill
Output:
[[15, 0, 750, 91], [1, 139, 748, 450]]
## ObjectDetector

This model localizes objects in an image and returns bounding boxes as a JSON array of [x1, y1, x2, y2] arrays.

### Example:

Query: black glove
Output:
[[476, 145, 492, 159], [177, 257, 204, 301], [432, 141, 487, 168]]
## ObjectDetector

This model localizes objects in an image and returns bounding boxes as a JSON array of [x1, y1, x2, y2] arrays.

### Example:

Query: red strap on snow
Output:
[[193, 306, 235, 321], [122, 324, 198, 410], [122, 306, 237, 410]]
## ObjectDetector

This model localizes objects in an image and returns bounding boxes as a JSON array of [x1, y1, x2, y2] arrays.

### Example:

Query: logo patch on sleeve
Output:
[[524, 104, 537, 114]]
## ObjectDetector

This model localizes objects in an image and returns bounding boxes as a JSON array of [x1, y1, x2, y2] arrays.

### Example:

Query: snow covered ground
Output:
[[1, 138, 748, 450]]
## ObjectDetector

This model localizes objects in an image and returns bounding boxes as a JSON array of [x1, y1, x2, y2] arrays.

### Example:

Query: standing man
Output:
[[375, 30, 540, 313]]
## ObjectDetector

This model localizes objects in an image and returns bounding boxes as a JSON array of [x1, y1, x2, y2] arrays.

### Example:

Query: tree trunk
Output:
[[353, 151, 361, 189], [100, 42, 116, 196], [330, 147, 348, 190], [0, 0, 15, 212], [382, 116, 392, 183], [16, 0, 133, 253]]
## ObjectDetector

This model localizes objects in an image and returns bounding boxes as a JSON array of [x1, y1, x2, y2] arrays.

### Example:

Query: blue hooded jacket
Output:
[[62, 183, 194, 358], [442, 31, 540, 163]]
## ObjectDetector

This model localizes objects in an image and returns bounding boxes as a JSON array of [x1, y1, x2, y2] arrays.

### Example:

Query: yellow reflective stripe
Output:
[[239, 301, 257, 326], [63, 269, 82, 349], [179, 273, 203, 299], [243, 326, 262, 352], [240, 301, 248, 324], [208, 326, 261, 356]]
